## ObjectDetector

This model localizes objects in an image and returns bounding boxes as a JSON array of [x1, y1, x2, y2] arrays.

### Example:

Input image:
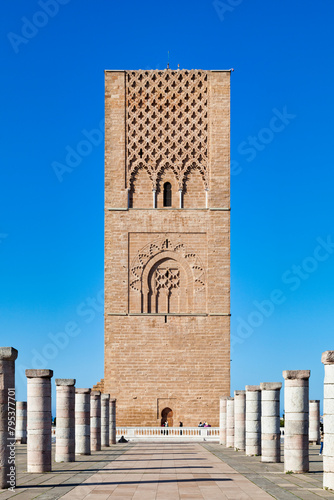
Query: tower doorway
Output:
[[161, 407, 173, 427]]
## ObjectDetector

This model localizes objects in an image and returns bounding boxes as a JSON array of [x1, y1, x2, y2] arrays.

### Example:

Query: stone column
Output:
[[26, 369, 53, 473], [101, 394, 110, 447], [322, 351, 334, 490], [283, 370, 310, 473], [234, 390, 246, 451], [16, 401, 27, 444], [226, 397, 234, 448], [55, 379, 75, 463], [219, 396, 228, 446], [75, 388, 91, 455], [260, 382, 282, 463], [245, 385, 261, 456], [0, 347, 18, 489], [90, 391, 101, 451], [309, 400, 320, 445], [109, 398, 116, 445]]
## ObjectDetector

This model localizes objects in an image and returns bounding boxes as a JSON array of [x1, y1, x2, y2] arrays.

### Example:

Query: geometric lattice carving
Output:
[[126, 70, 208, 191], [129, 236, 205, 294], [155, 267, 180, 291]]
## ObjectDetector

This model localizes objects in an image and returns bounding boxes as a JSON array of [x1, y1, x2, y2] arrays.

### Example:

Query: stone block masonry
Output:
[[226, 397, 234, 448], [15, 401, 27, 444], [90, 391, 101, 452], [219, 396, 228, 446], [322, 351, 334, 490], [109, 398, 116, 445], [101, 394, 110, 447], [234, 390, 246, 451], [260, 382, 281, 463], [104, 69, 231, 427], [245, 385, 261, 456], [55, 379, 76, 463], [26, 369, 53, 473], [75, 388, 91, 455], [283, 370, 310, 473], [309, 399, 320, 445]]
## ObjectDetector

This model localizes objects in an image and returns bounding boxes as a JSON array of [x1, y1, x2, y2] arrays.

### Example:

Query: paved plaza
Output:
[[1, 442, 334, 499]]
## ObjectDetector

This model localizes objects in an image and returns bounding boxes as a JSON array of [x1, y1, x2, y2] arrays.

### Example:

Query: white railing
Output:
[[116, 427, 219, 441]]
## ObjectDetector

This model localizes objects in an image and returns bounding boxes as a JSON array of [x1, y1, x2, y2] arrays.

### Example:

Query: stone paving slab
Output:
[[203, 443, 334, 499], [1, 442, 334, 499]]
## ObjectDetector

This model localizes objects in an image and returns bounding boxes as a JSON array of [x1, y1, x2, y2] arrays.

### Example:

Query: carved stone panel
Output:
[[126, 70, 208, 193], [129, 233, 207, 314]]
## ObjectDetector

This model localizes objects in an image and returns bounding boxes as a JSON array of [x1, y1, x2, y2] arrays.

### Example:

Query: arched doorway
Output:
[[161, 407, 173, 427]]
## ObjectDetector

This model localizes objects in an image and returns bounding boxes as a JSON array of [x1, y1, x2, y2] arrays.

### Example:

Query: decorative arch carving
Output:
[[126, 70, 209, 193], [129, 237, 206, 313]]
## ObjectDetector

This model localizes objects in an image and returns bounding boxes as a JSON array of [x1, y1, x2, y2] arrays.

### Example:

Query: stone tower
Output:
[[103, 69, 231, 427]]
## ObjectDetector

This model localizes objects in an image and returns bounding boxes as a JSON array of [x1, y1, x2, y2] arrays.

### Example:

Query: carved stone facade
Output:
[[126, 70, 208, 201], [104, 69, 231, 427]]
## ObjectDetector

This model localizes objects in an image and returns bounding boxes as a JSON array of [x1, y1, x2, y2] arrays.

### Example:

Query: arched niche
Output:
[[142, 251, 194, 313]]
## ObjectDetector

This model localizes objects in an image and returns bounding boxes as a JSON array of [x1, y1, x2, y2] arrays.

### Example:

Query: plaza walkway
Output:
[[1, 442, 334, 499]]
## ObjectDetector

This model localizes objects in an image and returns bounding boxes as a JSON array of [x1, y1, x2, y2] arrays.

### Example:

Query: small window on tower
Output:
[[163, 182, 172, 207]]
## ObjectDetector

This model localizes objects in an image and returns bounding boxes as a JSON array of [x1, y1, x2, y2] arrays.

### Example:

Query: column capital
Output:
[[322, 351, 334, 365], [91, 390, 101, 398], [260, 382, 282, 391], [245, 385, 261, 391], [101, 394, 110, 400], [0, 347, 18, 361], [75, 388, 91, 394], [110, 398, 117, 402], [234, 390, 246, 397], [220, 395, 229, 401], [310, 399, 320, 403], [55, 378, 76, 386], [26, 369, 53, 378], [283, 370, 310, 380]]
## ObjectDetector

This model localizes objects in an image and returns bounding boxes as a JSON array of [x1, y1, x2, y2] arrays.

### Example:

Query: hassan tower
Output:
[[95, 68, 231, 427]]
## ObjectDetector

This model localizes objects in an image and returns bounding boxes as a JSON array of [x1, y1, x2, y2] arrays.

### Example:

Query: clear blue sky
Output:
[[1, 0, 334, 415]]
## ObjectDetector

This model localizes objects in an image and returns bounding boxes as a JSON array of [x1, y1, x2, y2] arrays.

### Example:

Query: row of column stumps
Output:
[[220, 367, 328, 479], [222, 376, 316, 471], [0, 350, 118, 489]]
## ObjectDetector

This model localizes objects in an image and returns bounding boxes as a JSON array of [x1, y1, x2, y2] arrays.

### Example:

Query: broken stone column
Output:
[[101, 394, 110, 447], [55, 379, 76, 462], [283, 370, 310, 473], [260, 382, 282, 463], [26, 369, 53, 473], [15, 401, 27, 444], [234, 390, 246, 451], [322, 351, 334, 490], [226, 397, 234, 448], [109, 398, 116, 445], [75, 388, 91, 455], [309, 400, 320, 445], [0, 347, 18, 489], [219, 396, 228, 446], [245, 385, 261, 456], [90, 391, 101, 451]]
